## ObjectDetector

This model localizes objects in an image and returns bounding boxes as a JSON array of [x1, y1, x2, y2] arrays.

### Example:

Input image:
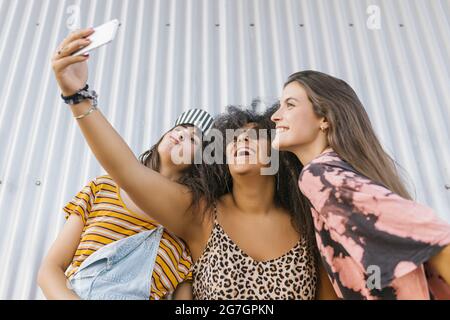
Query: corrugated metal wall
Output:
[[0, 0, 448, 300]]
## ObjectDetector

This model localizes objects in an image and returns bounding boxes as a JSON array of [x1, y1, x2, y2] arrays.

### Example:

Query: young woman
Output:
[[271, 70, 450, 299], [49, 28, 336, 299], [191, 106, 321, 299], [38, 106, 214, 300]]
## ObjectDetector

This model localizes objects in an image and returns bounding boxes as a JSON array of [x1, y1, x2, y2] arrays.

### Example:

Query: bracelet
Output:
[[74, 103, 98, 120], [61, 84, 89, 101], [61, 83, 99, 120], [61, 84, 98, 106]]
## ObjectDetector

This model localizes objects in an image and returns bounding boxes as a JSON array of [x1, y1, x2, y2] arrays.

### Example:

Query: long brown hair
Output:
[[285, 70, 412, 200]]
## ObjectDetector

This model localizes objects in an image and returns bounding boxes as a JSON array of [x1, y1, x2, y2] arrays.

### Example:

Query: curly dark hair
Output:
[[201, 105, 318, 258]]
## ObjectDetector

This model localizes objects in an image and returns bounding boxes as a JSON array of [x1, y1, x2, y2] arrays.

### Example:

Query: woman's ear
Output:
[[319, 118, 329, 130]]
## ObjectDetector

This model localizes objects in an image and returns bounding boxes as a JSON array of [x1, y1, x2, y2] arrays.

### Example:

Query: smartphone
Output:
[[72, 19, 120, 56]]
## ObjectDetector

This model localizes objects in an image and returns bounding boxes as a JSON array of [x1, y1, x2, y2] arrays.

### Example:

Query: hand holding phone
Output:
[[52, 19, 120, 96], [72, 19, 120, 56]]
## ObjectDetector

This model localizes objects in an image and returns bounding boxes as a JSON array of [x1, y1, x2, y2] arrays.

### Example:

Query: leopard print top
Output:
[[192, 210, 317, 300]]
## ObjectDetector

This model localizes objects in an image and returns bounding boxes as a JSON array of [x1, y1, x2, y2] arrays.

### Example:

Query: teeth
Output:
[[276, 128, 288, 133], [236, 149, 252, 156]]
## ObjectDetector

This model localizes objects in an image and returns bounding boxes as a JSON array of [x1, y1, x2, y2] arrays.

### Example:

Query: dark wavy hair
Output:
[[200, 105, 318, 257]]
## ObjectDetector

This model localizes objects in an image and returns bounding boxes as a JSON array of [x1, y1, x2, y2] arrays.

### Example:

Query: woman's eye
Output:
[[287, 103, 295, 108]]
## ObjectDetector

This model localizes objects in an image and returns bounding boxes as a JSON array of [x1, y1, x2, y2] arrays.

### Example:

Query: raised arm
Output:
[[51, 28, 202, 241]]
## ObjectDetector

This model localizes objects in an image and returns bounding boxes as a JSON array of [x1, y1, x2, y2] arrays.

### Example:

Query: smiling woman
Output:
[[190, 106, 322, 299], [38, 108, 215, 300], [227, 123, 271, 168], [271, 70, 450, 299]]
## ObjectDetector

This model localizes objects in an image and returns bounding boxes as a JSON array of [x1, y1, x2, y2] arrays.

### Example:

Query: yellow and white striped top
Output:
[[63, 175, 193, 300]]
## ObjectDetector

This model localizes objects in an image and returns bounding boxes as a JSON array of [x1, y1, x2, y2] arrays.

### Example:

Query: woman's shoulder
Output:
[[306, 147, 347, 167], [94, 174, 116, 184], [91, 175, 119, 191], [301, 149, 347, 180], [298, 148, 374, 201]]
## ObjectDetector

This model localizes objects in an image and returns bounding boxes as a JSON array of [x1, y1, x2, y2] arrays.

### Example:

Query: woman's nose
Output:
[[237, 132, 249, 143], [271, 110, 281, 122]]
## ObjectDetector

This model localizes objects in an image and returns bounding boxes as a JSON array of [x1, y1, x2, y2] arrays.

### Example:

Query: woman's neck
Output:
[[158, 162, 182, 181], [293, 143, 331, 166], [230, 173, 276, 215]]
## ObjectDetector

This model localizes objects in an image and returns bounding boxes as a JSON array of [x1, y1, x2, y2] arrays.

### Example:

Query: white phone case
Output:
[[72, 19, 120, 56]]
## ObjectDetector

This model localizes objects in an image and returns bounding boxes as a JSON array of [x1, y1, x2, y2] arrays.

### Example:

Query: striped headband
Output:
[[174, 108, 214, 135]]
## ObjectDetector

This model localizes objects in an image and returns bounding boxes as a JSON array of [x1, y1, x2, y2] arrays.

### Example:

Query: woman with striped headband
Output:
[[38, 108, 214, 300]]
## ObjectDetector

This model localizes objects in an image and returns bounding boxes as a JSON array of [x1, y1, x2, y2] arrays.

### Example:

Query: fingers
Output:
[[53, 28, 95, 60], [62, 28, 95, 49], [60, 38, 92, 58], [52, 54, 89, 73]]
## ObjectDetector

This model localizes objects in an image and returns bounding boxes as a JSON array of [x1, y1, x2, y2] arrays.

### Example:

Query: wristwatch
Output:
[[61, 84, 98, 106]]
